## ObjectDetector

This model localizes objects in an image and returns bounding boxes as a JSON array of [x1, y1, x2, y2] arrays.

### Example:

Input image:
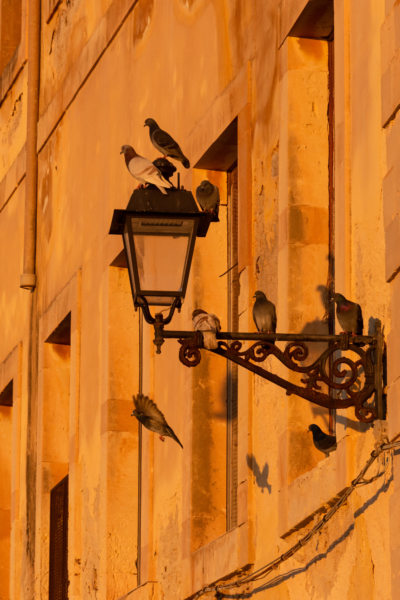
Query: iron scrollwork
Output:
[[177, 333, 382, 423]]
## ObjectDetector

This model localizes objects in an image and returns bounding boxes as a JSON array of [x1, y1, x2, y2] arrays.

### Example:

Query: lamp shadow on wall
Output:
[[217, 474, 393, 598]]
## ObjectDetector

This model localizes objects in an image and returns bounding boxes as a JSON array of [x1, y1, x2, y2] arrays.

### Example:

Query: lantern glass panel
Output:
[[134, 234, 189, 291], [129, 216, 196, 305]]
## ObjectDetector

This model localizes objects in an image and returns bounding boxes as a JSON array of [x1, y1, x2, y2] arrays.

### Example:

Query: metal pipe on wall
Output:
[[19, 1, 41, 594], [20, 0, 41, 291]]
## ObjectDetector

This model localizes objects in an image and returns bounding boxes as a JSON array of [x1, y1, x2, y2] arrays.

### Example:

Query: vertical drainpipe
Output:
[[20, 0, 41, 291], [19, 0, 41, 594]]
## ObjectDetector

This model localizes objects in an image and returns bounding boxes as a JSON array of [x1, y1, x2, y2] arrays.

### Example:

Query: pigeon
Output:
[[252, 291, 277, 333], [132, 393, 183, 448], [120, 145, 172, 194], [309, 424, 337, 456], [144, 118, 190, 168], [152, 157, 176, 183], [196, 180, 220, 215], [333, 293, 363, 335], [192, 309, 221, 350]]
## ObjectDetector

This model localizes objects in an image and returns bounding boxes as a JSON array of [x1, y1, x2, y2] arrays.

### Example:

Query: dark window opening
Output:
[[195, 119, 237, 172], [110, 249, 128, 269], [46, 313, 71, 346], [289, 0, 334, 40], [0, 379, 13, 406], [49, 475, 69, 600]]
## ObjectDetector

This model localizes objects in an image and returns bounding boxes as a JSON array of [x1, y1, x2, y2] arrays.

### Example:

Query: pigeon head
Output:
[[253, 290, 267, 300], [308, 424, 321, 434], [333, 293, 346, 304], [197, 180, 214, 195], [144, 118, 158, 129], [192, 309, 206, 318], [120, 144, 137, 158]]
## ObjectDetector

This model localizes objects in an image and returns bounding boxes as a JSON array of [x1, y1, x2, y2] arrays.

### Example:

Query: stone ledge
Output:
[[381, 2, 400, 125], [117, 581, 159, 599], [0, 146, 26, 213], [279, 0, 309, 47], [383, 167, 400, 230], [190, 522, 251, 596], [37, 0, 138, 152], [382, 47, 400, 126], [0, 0, 27, 107], [385, 215, 400, 282], [186, 63, 249, 168], [278, 436, 348, 537]]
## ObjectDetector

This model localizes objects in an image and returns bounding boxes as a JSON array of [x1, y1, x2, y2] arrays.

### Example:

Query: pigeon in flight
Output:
[[144, 118, 190, 168], [196, 180, 220, 215], [252, 291, 277, 333], [120, 145, 172, 194], [309, 424, 337, 456], [333, 293, 363, 335], [192, 309, 221, 349], [132, 393, 183, 448]]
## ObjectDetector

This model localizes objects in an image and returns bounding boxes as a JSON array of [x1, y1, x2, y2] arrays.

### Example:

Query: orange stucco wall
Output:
[[0, 1, 399, 599]]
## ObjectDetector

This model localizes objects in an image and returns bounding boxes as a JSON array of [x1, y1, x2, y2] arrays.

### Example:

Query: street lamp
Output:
[[109, 186, 216, 347], [109, 185, 385, 424]]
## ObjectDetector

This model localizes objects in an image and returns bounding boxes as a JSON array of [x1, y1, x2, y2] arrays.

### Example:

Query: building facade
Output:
[[0, 0, 399, 598]]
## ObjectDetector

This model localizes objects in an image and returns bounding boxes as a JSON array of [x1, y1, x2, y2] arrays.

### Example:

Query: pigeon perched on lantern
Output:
[[131, 393, 183, 448], [195, 180, 220, 217], [144, 118, 190, 168], [308, 424, 337, 456], [192, 309, 221, 349], [333, 293, 363, 335], [252, 291, 277, 333], [152, 157, 177, 183], [120, 145, 172, 194]]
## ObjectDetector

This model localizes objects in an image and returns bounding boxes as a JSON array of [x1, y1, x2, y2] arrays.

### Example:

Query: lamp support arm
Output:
[[154, 326, 385, 424]]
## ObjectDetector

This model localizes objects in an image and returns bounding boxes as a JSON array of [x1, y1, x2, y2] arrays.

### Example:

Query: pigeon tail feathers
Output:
[[202, 331, 219, 350]]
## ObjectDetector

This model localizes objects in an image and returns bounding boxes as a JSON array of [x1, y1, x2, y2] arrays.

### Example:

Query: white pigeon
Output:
[[120, 144, 173, 194], [192, 309, 221, 350]]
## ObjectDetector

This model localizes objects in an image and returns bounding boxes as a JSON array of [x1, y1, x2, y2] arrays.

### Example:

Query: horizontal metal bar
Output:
[[162, 330, 375, 344]]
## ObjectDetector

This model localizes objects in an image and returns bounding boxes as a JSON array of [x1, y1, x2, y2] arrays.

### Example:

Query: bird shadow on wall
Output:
[[217, 474, 393, 598], [246, 454, 272, 494]]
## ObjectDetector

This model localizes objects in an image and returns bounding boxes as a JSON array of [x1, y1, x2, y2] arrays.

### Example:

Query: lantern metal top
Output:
[[109, 187, 217, 237]]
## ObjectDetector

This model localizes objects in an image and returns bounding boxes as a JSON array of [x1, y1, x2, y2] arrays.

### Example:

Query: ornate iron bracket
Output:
[[157, 326, 386, 424]]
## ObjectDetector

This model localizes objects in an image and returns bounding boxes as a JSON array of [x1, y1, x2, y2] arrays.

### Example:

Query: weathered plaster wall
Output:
[[0, 0, 398, 599]]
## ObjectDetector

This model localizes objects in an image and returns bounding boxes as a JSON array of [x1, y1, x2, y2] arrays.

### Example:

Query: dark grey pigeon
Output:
[[132, 393, 183, 448], [144, 118, 190, 168], [333, 293, 363, 335], [252, 290, 277, 333], [152, 157, 176, 183], [309, 424, 337, 456], [196, 180, 220, 215]]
